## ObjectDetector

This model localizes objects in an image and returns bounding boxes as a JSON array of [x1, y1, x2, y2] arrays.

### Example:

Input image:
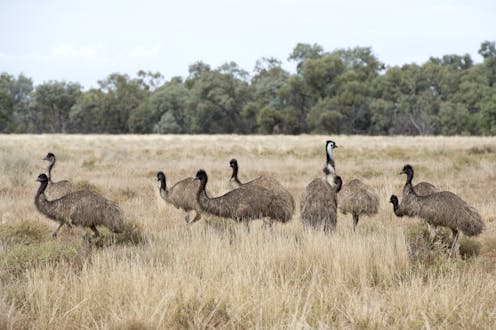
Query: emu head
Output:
[[156, 171, 165, 181], [400, 164, 413, 176], [326, 140, 338, 150], [36, 173, 49, 183], [43, 152, 55, 162], [229, 159, 238, 169], [195, 169, 208, 183], [389, 195, 399, 205]]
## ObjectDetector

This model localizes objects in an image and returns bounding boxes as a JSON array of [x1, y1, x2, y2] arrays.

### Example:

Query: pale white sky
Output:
[[1, 0, 495, 89]]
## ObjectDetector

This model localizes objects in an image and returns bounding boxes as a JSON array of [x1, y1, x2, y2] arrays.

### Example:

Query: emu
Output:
[[35, 173, 124, 238], [300, 167, 342, 233], [228, 158, 295, 216], [157, 171, 202, 223], [390, 164, 485, 256], [195, 169, 292, 230], [339, 179, 379, 231]]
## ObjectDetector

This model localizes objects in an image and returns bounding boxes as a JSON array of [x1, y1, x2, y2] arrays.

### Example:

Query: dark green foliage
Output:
[[1, 41, 495, 135], [459, 237, 482, 259], [30, 81, 82, 133]]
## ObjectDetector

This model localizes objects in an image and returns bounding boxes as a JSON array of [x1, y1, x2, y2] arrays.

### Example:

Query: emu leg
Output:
[[90, 225, 100, 238], [352, 212, 359, 232], [449, 229, 460, 258], [189, 211, 201, 224], [52, 222, 65, 237], [428, 224, 438, 245], [184, 213, 190, 223]]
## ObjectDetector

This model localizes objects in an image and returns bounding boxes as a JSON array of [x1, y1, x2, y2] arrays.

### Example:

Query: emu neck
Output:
[[324, 171, 336, 187], [197, 180, 231, 219], [391, 199, 402, 217], [405, 170, 414, 186], [401, 181, 422, 217], [326, 145, 335, 171], [230, 166, 242, 185], [46, 162, 54, 182], [159, 176, 168, 199], [34, 181, 55, 219]]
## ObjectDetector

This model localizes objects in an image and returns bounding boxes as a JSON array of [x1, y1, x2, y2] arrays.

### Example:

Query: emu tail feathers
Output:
[[458, 206, 485, 236], [103, 202, 125, 233]]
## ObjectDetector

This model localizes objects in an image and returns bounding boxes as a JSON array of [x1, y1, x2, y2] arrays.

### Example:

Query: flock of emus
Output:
[[34, 141, 485, 256]]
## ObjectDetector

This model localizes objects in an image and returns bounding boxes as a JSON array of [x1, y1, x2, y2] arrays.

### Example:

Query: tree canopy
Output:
[[1, 42, 495, 135]]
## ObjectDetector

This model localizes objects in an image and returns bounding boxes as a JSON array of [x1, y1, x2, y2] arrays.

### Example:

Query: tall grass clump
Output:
[[1, 153, 31, 186]]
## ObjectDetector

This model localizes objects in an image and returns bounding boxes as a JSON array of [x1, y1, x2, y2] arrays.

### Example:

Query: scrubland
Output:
[[1, 134, 496, 329]]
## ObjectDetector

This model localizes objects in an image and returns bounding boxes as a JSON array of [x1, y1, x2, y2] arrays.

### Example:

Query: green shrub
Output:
[[0, 220, 51, 246], [1, 240, 80, 278], [93, 221, 147, 247], [459, 237, 482, 259]]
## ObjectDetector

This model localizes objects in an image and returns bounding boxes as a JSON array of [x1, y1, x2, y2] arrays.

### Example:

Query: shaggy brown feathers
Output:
[[43, 152, 75, 200], [196, 169, 293, 226], [300, 169, 342, 233], [228, 159, 295, 216], [157, 171, 201, 223], [35, 174, 124, 237], [391, 164, 485, 255], [339, 179, 379, 231], [412, 182, 438, 196]]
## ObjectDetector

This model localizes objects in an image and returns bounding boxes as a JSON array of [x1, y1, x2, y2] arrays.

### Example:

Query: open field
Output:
[[1, 134, 496, 329]]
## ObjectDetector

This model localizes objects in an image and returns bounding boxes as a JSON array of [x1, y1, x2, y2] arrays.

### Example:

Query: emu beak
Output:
[[43, 156, 49, 161]]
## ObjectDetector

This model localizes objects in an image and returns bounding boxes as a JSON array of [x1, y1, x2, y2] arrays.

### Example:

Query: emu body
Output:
[[228, 159, 295, 218], [339, 179, 379, 231], [35, 174, 124, 237], [157, 171, 201, 223], [300, 170, 342, 233], [196, 169, 292, 228]]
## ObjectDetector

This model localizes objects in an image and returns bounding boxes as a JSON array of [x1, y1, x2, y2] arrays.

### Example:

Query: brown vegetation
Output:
[[0, 134, 495, 328]]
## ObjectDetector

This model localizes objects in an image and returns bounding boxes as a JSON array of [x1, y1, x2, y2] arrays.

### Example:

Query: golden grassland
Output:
[[1, 134, 496, 329]]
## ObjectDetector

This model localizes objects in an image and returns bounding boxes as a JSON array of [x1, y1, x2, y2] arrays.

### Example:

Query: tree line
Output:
[[1, 41, 496, 135]]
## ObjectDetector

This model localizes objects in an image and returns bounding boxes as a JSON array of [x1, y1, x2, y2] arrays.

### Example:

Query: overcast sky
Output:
[[1, 0, 495, 89]]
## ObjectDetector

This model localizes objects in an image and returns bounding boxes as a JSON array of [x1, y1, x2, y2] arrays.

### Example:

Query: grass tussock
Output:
[[0, 220, 51, 245], [0, 239, 85, 280], [467, 145, 496, 155], [1, 154, 31, 186], [459, 237, 482, 259], [0, 135, 495, 328], [93, 220, 148, 248]]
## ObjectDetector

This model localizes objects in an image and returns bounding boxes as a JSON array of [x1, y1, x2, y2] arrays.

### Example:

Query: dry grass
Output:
[[1, 134, 496, 329]]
